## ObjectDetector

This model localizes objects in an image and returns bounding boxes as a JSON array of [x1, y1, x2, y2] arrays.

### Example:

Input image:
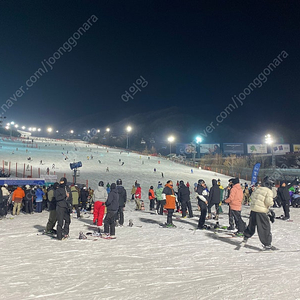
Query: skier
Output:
[[207, 179, 220, 220], [52, 163, 55, 169], [116, 179, 127, 226], [224, 178, 246, 235], [103, 183, 119, 239], [106, 167, 109, 172], [162, 180, 176, 227], [178, 181, 193, 218], [54, 177, 72, 240], [148, 186, 156, 211], [196, 180, 209, 229], [243, 177, 275, 250], [93, 181, 108, 226], [155, 181, 164, 215]]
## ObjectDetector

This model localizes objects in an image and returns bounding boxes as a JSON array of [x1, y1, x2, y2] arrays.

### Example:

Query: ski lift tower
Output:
[[70, 161, 82, 184]]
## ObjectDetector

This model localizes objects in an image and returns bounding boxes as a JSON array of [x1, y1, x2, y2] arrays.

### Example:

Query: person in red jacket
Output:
[[148, 186, 156, 211], [12, 186, 25, 216], [224, 178, 246, 235], [135, 184, 142, 210], [162, 180, 176, 227]]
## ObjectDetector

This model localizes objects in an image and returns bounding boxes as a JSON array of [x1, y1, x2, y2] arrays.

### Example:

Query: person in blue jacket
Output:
[[35, 186, 45, 213]]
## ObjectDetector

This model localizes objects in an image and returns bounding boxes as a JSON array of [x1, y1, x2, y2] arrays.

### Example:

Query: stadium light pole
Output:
[[167, 136, 175, 155], [126, 126, 132, 149], [265, 134, 275, 171], [196, 136, 202, 159]]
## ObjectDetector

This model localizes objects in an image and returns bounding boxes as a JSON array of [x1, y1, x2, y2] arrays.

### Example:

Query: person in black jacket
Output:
[[104, 183, 119, 238], [54, 178, 73, 240], [196, 179, 209, 229], [23, 185, 34, 214], [207, 179, 221, 220], [115, 179, 127, 227], [45, 182, 59, 233], [277, 178, 298, 220], [178, 181, 193, 218], [80, 187, 89, 212]]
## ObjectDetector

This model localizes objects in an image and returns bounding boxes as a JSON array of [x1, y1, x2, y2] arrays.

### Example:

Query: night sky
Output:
[[0, 0, 299, 141]]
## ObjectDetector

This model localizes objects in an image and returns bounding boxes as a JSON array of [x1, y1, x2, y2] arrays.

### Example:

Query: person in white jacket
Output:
[[243, 177, 274, 249], [93, 181, 108, 226]]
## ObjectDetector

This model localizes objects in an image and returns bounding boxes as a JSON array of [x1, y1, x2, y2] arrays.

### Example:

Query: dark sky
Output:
[[0, 0, 299, 140]]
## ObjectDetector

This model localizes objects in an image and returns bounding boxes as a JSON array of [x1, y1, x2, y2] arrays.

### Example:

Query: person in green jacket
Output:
[[155, 181, 165, 215]]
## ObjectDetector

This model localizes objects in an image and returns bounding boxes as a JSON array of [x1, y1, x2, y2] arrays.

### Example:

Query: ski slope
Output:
[[1, 137, 300, 300]]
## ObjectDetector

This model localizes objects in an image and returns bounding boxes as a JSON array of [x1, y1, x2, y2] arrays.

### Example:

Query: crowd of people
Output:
[[0, 175, 299, 248]]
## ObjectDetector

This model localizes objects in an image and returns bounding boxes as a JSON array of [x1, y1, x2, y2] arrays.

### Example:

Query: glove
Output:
[[268, 209, 275, 223]]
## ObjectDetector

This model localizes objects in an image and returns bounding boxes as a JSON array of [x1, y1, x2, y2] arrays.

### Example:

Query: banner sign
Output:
[[271, 144, 290, 155], [0, 178, 45, 186], [223, 143, 244, 154], [199, 144, 221, 154], [247, 144, 267, 154], [176, 143, 196, 158], [293, 144, 300, 152], [251, 163, 261, 185]]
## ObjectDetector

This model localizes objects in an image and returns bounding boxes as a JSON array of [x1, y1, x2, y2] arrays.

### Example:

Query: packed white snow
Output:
[[1, 137, 300, 300]]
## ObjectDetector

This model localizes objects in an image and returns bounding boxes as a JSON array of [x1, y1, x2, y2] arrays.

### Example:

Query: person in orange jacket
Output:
[[12, 186, 25, 216], [162, 180, 176, 227], [148, 186, 156, 211], [224, 178, 246, 234]]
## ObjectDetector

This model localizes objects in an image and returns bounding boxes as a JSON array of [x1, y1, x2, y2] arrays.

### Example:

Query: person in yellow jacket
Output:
[[162, 180, 176, 227]]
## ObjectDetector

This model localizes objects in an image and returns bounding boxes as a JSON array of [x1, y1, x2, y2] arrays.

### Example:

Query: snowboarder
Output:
[[45, 183, 59, 233], [155, 181, 164, 215], [207, 179, 221, 220]]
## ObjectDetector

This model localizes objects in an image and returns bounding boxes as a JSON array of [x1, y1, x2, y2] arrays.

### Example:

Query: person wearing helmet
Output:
[[115, 179, 127, 227], [93, 181, 108, 226]]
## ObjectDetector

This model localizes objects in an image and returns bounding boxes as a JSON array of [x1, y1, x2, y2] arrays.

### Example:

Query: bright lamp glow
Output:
[[21, 126, 26, 130], [106, 128, 110, 132], [168, 136, 175, 143], [126, 126, 132, 133], [196, 136, 202, 143], [265, 134, 273, 144]]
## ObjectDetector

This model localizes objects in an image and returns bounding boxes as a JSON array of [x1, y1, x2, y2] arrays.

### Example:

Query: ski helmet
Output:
[[116, 179, 122, 185], [99, 181, 104, 187], [198, 179, 205, 185]]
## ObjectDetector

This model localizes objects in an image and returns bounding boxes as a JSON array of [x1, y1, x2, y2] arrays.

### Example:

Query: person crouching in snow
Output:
[[162, 180, 176, 227], [93, 181, 108, 226], [103, 183, 119, 239]]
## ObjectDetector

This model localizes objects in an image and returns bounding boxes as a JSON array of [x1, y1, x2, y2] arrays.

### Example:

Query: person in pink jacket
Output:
[[224, 178, 246, 235]]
